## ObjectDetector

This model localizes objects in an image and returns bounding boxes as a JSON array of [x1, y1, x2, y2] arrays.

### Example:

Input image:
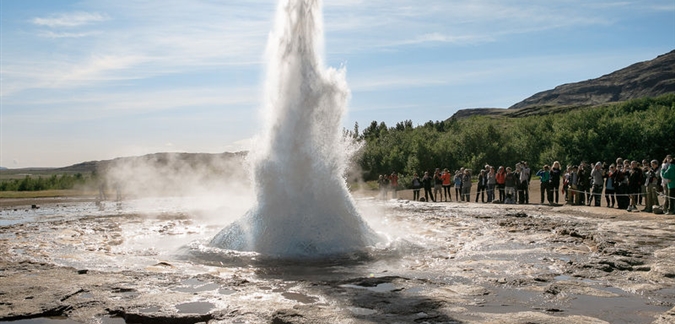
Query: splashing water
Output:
[[209, 0, 381, 258]]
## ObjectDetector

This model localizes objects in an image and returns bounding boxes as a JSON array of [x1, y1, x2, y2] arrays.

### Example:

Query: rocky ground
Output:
[[1, 195, 674, 324]]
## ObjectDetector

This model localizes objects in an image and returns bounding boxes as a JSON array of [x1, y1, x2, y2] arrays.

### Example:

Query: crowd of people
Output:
[[377, 155, 675, 215]]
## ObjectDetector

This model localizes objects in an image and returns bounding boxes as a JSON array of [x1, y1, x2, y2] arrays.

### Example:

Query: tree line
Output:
[[0, 173, 88, 191], [351, 94, 675, 185]]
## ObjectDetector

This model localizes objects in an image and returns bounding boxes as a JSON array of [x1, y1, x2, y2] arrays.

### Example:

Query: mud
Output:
[[1, 197, 674, 323]]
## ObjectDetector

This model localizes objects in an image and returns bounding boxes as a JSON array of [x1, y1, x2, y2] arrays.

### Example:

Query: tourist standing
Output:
[[643, 160, 660, 212], [627, 161, 643, 212], [411, 172, 422, 201], [390, 171, 399, 199], [461, 169, 472, 202], [496, 166, 506, 202], [433, 169, 443, 202], [590, 162, 604, 207], [486, 166, 496, 203], [441, 168, 452, 201], [519, 162, 531, 204], [504, 167, 517, 204], [568, 165, 579, 205], [536, 165, 552, 204], [604, 164, 616, 208], [661, 155, 674, 214], [475, 170, 486, 203], [422, 171, 435, 202], [550, 161, 562, 204], [454, 171, 463, 201]]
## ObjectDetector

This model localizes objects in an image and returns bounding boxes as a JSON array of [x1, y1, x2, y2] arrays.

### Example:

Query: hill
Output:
[[450, 50, 675, 119], [0, 152, 247, 179]]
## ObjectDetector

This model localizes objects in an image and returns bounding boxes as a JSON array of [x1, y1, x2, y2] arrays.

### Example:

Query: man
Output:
[[643, 160, 660, 212], [536, 165, 552, 204], [661, 155, 674, 215], [590, 162, 604, 207], [422, 171, 435, 202], [627, 161, 643, 212], [520, 162, 531, 204]]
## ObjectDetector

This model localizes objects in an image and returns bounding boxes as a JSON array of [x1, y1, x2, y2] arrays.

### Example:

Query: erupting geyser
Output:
[[209, 0, 381, 258]]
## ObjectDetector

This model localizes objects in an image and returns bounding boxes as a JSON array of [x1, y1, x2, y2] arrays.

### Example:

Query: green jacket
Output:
[[662, 163, 675, 189]]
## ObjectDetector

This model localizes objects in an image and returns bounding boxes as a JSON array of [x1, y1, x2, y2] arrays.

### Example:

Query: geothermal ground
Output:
[[1, 195, 674, 324]]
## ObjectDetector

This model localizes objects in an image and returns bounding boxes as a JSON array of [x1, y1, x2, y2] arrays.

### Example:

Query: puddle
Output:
[[172, 278, 220, 293], [340, 283, 398, 293], [175, 301, 215, 314], [281, 292, 319, 304], [219, 288, 237, 295], [347, 307, 377, 316], [137, 306, 161, 313]]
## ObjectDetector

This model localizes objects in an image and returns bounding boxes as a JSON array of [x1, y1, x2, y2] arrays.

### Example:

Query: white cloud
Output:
[[32, 12, 109, 28]]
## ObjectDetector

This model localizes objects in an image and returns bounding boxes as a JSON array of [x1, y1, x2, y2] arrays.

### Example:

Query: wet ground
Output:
[[1, 197, 674, 323]]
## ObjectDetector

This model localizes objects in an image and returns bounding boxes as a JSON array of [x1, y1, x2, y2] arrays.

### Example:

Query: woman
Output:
[[550, 161, 562, 204], [422, 171, 435, 202], [454, 171, 463, 201], [433, 168, 443, 202], [475, 170, 486, 203], [461, 169, 472, 202], [486, 166, 496, 203], [536, 165, 552, 204], [411, 172, 422, 201], [604, 164, 616, 208], [496, 166, 506, 202], [441, 168, 452, 202]]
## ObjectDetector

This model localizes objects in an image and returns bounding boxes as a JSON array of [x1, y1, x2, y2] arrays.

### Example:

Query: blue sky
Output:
[[1, 0, 674, 168]]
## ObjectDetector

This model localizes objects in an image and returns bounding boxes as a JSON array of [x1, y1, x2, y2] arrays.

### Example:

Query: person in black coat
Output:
[[422, 171, 435, 202]]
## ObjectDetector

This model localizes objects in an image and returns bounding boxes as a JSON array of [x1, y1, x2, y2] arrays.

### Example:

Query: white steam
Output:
[[209, 0, 381, 258]]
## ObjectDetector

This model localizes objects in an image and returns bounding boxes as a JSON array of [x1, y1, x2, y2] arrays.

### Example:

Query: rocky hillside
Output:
[[451, 50, 675, 119], [510, 50, 675, 109]]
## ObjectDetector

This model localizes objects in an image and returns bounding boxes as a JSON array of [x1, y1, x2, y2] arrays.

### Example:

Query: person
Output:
[[461, 169, 472, 202], [98, 180, 107, 201], [661, 155, 674, 215], [627, 161, 643, 212], [433, 168, 443, 202], [577, 163, 588, 206], [486, 166, 496, 203], [643, 160, 660, 212], [496, 166, 506, 202], [562, 165, 571, 202], [568, 165, 579, 205], [411, 172, 422, 201], [504, 167, 517, 204], [390, 171, 399, 199], [640, 159, 649, 206], [519, 162, 531, 204], [662, 155, 672, 212], [454, 171, 463, 201], [475, 170, 486, 203], [422, 171, 435, 202], [536, 165, 552, 204], [615, 161, 630, 209], [550, 161, 562, 204], [441, 168, 452, 201], [590, 162, 604, 207], [604, 164, 616, 208]]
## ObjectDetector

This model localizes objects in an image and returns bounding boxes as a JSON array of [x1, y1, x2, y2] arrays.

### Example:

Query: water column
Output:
[[210, 0, 381, 258]]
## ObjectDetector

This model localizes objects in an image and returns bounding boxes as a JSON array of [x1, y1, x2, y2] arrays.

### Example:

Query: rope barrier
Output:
[[562, 187, 674, 199]]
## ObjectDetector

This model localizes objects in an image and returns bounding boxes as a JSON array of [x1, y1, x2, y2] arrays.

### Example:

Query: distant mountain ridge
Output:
[[0, 152, 246, 173], [451, 50, 675, 119]]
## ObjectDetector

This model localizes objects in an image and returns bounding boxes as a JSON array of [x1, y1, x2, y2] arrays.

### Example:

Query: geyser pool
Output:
[[209, 0, 382, 258]]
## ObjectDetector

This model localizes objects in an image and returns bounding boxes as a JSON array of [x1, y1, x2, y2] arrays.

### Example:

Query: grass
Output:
[[0, 190, 94, 199]]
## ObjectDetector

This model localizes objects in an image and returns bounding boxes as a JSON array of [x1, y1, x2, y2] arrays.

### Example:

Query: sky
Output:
[[1, 0, 674, 168]]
